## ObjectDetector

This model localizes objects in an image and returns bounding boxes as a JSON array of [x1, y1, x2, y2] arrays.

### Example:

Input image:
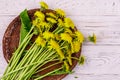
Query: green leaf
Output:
[[20, 9, 32, 44]]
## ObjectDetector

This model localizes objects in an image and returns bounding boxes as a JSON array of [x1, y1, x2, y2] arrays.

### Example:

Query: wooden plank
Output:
[[74, 45, 120, 74], [0, 0, 120, 16], [0, 0, 51, 15], [51, 0, 120, 16], [0, 54, 7, 76], [63, 74, 120, 80]]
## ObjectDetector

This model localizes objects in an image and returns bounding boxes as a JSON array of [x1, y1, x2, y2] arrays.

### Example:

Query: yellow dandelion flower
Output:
[[75, 31, 84, 43], [35, 36, 46, 47], [32, 18, 42, 28], [55, 34, 60, 40], [64, 18, 75, 29], [32, 20, 37, 26], [58, 19, 64, 27], [40, 1, 48, 9], [43, 31, 54, 39], [73, 41, 81, 53], [49, 39, 65, 60], [65, 28, 73, 34], [55, 9, 66, 17], [60, 33, 72, 43], [88, 33, 96, 44], [46, 17, 57, 24], [49, 39, 60, 49], [34, 11, 45, 21], [46, 12, 57, 19], [39, 21, 51, 28], [33, 20, 49, 30], [64, 61, 69, 71]]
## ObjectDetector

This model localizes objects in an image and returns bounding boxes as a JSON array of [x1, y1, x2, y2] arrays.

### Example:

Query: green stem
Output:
[[10, 42, 36, 80], [11, 34, 33, 70], [71, 57, 79, 61], [1, 61, 40, 79], [55, 27, 64, 34], [17, 45, 38, 80], [24, 56, 58, 80], [53, 26, 61, 33], [37, 61, 62, 73], [34, 58, 59, 74], [5, 33, 34, 80], [3, 34, 31, 75], [16, 47, 46, 80]]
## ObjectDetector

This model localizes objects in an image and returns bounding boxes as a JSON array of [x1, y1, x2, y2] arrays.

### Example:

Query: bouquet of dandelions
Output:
[[1, 1, 84, 80]]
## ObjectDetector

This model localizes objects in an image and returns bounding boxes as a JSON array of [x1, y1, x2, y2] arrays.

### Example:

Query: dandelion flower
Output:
[[65, 28, 73, 34], [32, 18, 41, 27], [40, 1, 48, 9], [73, 41, 81, 53], [40, 21, 51, 28], [34, 11, 45, 21], [35, 36, 46, 47], [55, 9, 66, 17], [46, 17, 57, 24], [46, 12, 57, 19], [43, 31, 54, 39], [75, 31, 84, 43], [55, 34, 60, 40], [49, 39, 65, 60], [32, 20, 37, 26], [58, 19, 64, 27], [60, 33, 72, 43], [49, 39, 60, 49], [64, 18, 74, 29]]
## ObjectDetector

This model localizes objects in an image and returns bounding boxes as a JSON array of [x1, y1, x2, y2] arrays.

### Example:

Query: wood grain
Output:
[[0, 0, 120, 80]]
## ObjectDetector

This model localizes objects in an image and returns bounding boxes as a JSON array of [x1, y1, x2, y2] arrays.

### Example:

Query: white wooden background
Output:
[[0, 0, 120, 80]]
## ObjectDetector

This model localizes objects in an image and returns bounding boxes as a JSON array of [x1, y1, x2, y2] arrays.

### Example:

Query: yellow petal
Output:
[[49, 39, 59, 48], [58, 18, 64, 27], [35, 36, 46, 47], [60, 33, 72, 43], [43, 31, 54, 39], [64, 18, 75, 29], [46, 12, 57, 19], [73, 41, 81, 53], [34, 11, 45, 21], [49, 39, 65, 60], [75, 31, 84, 43], [40, 1, 48, 9], [55, 9, 66, 17], [46, 17, 57, 24]]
